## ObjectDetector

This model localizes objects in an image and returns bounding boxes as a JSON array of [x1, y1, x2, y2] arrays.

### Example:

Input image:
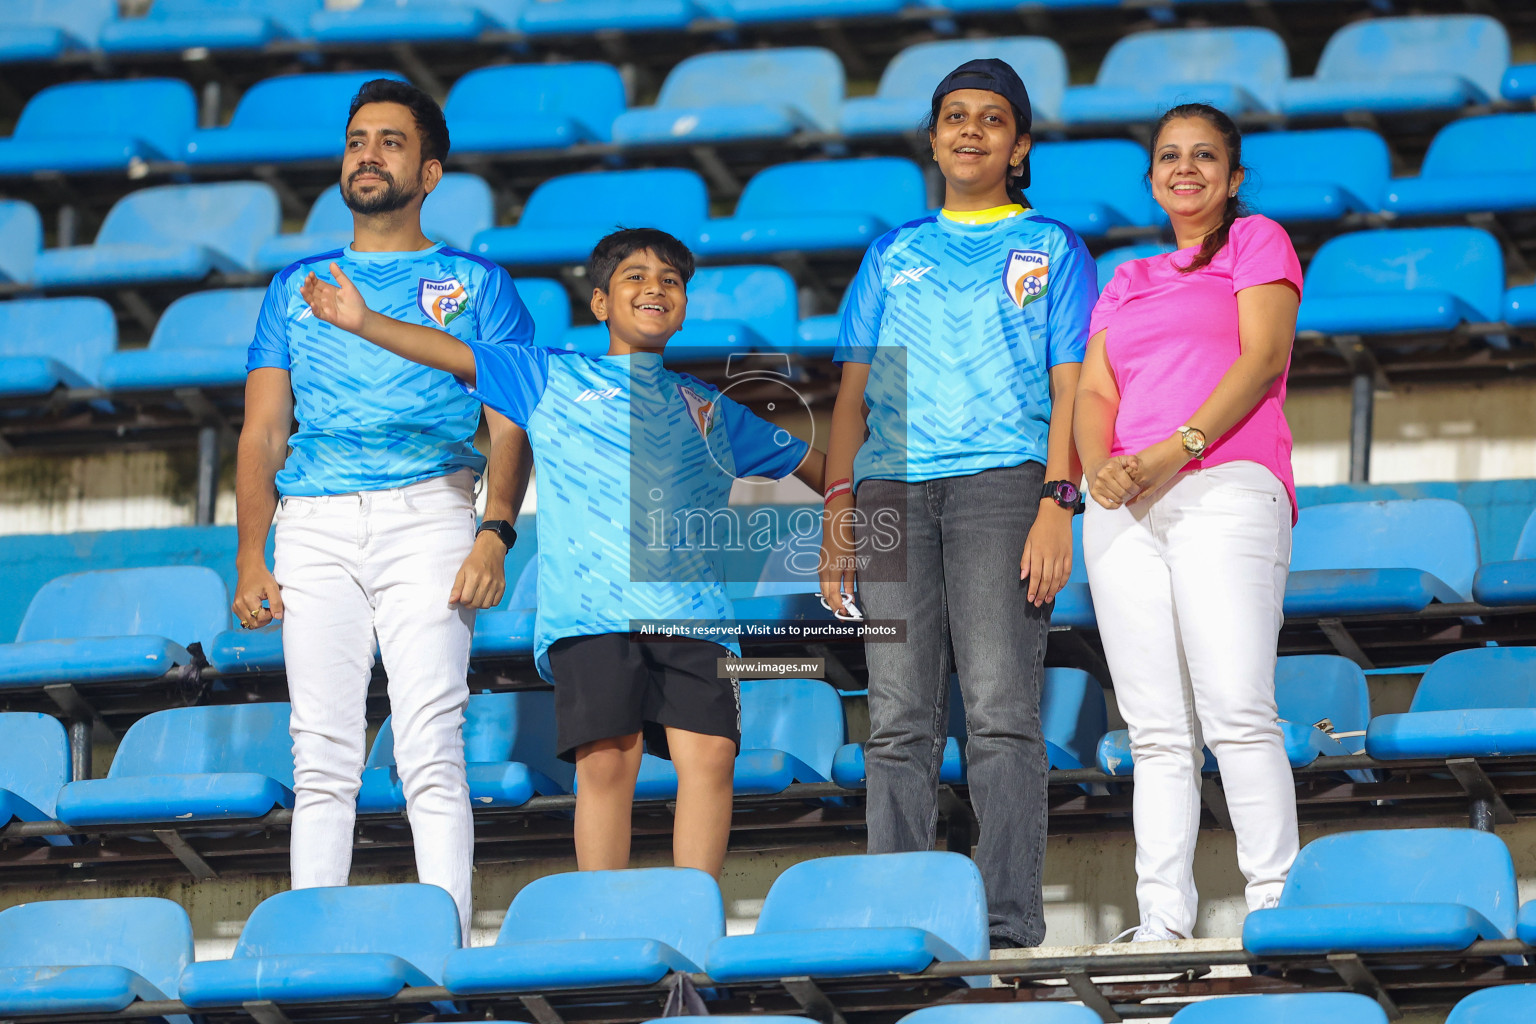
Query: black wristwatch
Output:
[[1042, 480, 1085, 514], [477, 519, 517, 551]]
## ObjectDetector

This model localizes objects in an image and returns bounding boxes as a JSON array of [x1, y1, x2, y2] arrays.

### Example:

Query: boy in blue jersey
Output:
[[299, 228, 825, 877]]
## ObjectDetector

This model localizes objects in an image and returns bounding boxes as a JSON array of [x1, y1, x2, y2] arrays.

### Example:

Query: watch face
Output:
[[1058, 481, 1080, 503]]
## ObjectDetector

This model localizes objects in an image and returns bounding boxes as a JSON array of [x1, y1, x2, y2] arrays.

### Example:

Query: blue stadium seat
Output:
[[831, 737, 963, 789], [34, 182, 280, 289], [309, 0, 522, 43], [634, 677, 843, 799], [1243, 129, 1390, 221], [840, 38, 1068, 135], [1508, 285, 1536, 327], [1027, 140, 1162, 237], [358, 691, 572, 813], [794, 289, 846, 355], [1447, 986, 1536, 1024], [1365, 648, 1536, 760], [99, 289, 265, 393], [724, 0, 905, 23], [469, 607, 536, 660], [1386, 115, 1536, 217], [203, 622, 287, 676], [0, 79, 195, 177], [0, 200, 41, 283], [100, 0, 321, 54], [443, 867, 722, 992], [255, 173, 494, 272], [1297, 228, 1504, 335], [1280, 16, 1509, 117], [518, 0, 701, 36], [54, 703, 294, 825], [0, 566, 228, 690], [1505, 64, 1536, 102], [0, 297, 115, 397], [1171, 993, 1387, 1024], [897, 1006, 1103, 1024], [1095, 244, 1174, 293], [184, 70, 407, 166], [1061, 28, 1287, 125], [1286, 499, 1480, 617], [472, 168, 708, 269], [1472, 505, 1536, 605], [0, 897, 193, 1020], [1523, 903, 1536, 945], [178, 884, 460, 1008], [446, 62, 626, 152], [0, 713, 69, 833], [696, 158, 927, 258], [0, 0, 117, 62], [511, 278, 572, 350], [1242, 828, 1517, 956], [704, 851, 987, 982], [612, 48, 843, 146]]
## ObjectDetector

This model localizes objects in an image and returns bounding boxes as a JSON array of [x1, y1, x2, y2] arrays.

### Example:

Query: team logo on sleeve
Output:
[[1004, 249, 1050, 308], [418, 277, 470, 328], [677, 384, 716, 439]]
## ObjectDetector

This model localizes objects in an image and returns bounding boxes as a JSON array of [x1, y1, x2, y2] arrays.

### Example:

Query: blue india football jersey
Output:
[[248, 243, 534, 496], [461, 346, 810, 679], [835, 208, 1094, 486]]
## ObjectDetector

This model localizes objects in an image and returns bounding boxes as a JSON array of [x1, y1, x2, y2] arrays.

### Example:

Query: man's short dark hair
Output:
[[587, 228, 697, 292], [347, 79, 450, 164]]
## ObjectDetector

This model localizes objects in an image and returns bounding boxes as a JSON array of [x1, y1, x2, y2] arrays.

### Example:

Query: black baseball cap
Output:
[[930, 58, 1033, 188]]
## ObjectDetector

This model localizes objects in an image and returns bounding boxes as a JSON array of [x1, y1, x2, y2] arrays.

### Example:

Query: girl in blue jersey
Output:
[[820, 59, 1093, 948]]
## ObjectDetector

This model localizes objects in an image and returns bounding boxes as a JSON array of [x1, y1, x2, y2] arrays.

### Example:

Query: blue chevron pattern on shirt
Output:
[[248, 243, 534, 496], [835, 211, 1094, 486], [463, 346, 809, 680]]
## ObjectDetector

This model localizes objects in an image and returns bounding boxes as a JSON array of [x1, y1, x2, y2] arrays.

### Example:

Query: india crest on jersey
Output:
[[418, 277, 470, 328], [1004, 249, 1050, 309], [678, 384, 716, 439]]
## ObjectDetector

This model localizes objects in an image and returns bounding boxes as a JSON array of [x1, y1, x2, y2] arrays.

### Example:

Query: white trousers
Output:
[[1083, 460, 1299, 938], [274, 470, 476, 941]]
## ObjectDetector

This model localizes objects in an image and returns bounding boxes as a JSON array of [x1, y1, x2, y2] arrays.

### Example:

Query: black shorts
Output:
[[546, 633, 741, 763]]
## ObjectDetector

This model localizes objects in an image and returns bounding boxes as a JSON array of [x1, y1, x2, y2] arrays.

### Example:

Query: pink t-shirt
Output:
[[1089, 214, 1303, 521]]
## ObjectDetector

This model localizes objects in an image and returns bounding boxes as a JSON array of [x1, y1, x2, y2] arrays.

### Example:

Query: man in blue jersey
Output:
[[231, 80, 534, 940], [298, 227, 824, 878]]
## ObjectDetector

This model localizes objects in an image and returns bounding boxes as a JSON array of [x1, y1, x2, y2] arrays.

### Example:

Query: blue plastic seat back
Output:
[[1446, 985, 1536, 1024], [1420, 114, 1536, 180], [6, 0, 119, 47], [511, 278, 572, 348], [734, 158, 927, 222], [301, 174, 493, 252], [149, 289, 266, 352], [1515, 508, 1536, 561], [0, 897, 193, 999], [901, 1007, 1102, 1024], [106, 703, 294, 786], [1095, 244, 1173, 293], [1278, 828, 1516, 939], [655, 48, 843, 133], [446, 63, 626, 143], [227, 70, 405, 132], [12, 79, 195, 157], [1096, 28, 1289, 110], [1029, 139, 1159, 227], [0, 713, 68, 818], [141, 0, 321, 35], [874, 38, 1068, 122], [1171, 992, 1389, 1024], [367, 690, 573, 790], [0, 297, 116, 386], [1040, 668, 1108, 769], [1313, 16, 1509, 101], [1243, 129, 1391, 208], [18, 565, 230, 647], [498, 867, 723, 966], [1304, 228, 1504, 322], [230, 884, 460, 970], [95, 182, 280, 269], [741, 678, 843, 777], [1290, 499, 1480, 600], [0, 201, 42, 283], [1411, 648, 1536, 712], [520, 168, 708, 239], [685, 266, 799, 350], [1275, 655, 1370, 741], [755, 851, 988, 962]]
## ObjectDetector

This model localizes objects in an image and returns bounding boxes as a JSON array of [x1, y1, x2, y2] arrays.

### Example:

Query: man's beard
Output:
[[342, 164, 420, 215]]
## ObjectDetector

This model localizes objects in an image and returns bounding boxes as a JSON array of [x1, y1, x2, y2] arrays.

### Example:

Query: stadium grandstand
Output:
[[4, 0, 1536, 1022]]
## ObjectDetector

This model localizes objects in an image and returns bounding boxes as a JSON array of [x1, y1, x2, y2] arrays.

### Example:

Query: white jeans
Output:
[[1083, 460, 1298, 938], [274, 469, 476, 941]]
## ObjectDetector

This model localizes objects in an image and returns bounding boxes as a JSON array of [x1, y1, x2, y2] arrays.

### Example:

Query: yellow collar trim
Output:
[[940, 203, 1028, 225]]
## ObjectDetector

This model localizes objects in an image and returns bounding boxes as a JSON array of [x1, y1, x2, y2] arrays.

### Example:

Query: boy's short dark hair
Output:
[[587, 227, 696, 292], [347, 79, 450, 165]]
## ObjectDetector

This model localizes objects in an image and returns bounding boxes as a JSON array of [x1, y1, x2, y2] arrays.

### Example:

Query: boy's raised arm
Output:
[[302, 262, 478, 383]]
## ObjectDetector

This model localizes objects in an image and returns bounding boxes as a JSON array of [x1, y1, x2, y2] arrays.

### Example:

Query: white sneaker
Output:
[[1110, 921, 1185, 943]]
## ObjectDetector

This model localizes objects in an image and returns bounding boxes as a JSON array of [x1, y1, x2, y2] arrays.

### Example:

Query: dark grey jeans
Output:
[[855, 461, 1052, 947]]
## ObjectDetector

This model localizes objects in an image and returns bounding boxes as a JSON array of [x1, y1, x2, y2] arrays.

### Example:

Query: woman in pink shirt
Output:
[[1075, 103, 1303, 941]]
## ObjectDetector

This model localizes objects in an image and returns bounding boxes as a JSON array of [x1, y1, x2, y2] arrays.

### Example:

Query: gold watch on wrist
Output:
[[1176, 425, 1208, 461]]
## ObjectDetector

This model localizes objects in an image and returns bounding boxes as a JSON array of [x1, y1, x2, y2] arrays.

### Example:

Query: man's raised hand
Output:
[[301, 262, 370, 336]]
